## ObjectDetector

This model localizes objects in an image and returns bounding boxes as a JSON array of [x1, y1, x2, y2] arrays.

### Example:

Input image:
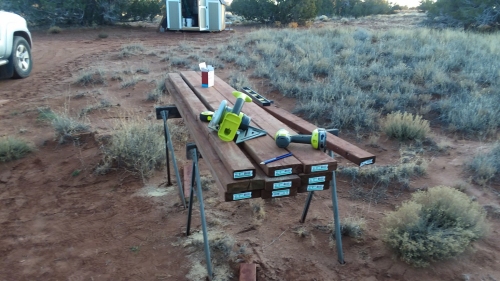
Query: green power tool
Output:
[[207, 91, 266, 143], [274, 128, 328, 151]]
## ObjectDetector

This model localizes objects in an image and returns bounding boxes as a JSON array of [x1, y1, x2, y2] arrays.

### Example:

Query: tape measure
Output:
[[200, 111, 213, 122]]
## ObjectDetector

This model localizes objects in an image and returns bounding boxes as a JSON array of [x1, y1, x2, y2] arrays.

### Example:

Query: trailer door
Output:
[[207, 0, 221, 31], [166, 0, 182, 30], [198, 0, 208, 31]]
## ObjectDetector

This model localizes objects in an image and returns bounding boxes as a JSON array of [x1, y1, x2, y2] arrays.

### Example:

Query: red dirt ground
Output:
[[1, 18, 500, 281]]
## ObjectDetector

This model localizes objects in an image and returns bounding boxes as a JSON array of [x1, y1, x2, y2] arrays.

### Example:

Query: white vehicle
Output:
[[0, 11, 33, 79]]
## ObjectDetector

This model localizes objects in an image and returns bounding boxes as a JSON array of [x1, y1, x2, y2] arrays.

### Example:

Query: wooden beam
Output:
[[180, 71, 303, 177], [239, 263, 256, 281], [298, 172, 332, 193], [204, 72, 337, 174], [258, 105, 376, 167], [169, 73, 256, 180], [166, 75, 264, 193]]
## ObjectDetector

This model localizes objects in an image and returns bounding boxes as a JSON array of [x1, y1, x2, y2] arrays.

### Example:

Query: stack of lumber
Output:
[[166, 71, 375, 202]]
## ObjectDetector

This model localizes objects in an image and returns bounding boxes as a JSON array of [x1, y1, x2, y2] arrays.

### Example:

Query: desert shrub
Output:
[[340, 217, 365, 238], [383, 186, 488, 267], [76, 69, 106, 86], [467, 142, 500, 185], [0, 136, 33, 162], [102, 117, 165, 179], [383, 111, 430, 141], [51, 111, 90, 143], [47, 26, 62, 34]]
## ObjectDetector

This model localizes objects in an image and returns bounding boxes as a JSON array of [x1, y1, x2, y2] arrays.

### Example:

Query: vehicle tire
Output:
[[11, 36, 32, 79]]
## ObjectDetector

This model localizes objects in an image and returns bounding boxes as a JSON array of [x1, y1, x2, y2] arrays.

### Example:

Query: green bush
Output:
[[0, 136, 33, 162], [467, 142, 500, 185], [383, 111, 430, 141], [383, 186, 488, 267]]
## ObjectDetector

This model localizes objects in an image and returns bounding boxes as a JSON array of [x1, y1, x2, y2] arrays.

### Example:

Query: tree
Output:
[[230, 0, 276, 23], [230, 0, 316, 24], [426, 0, 500, 29], [274, 0, 317, 24], [0, 0, 162, 26], [418, 0, 435, 12]]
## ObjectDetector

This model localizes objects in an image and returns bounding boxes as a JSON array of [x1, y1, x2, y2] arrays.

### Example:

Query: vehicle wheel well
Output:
[[13, 31, 31, 48]]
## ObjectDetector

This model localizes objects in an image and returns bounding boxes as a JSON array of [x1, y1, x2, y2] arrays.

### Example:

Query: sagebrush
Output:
[[383, 111, 430, 141], [383, 186, 488, 267], [467, 142, 500, 185]]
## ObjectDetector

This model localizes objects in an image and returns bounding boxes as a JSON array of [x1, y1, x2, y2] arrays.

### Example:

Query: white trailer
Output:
[[166, 0, 227, 31]]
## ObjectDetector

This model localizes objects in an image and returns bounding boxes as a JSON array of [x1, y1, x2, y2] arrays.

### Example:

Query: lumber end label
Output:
[[233, 170, 255, 180], [359, 157, 376, 167], [274, 168, 292, 177], [273, 181, 292, 190], [311, 164, 328, 172]]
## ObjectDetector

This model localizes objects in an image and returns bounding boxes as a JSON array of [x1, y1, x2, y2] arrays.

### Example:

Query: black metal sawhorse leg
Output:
[[185, 143, 214, 281], [156, 105, 186, 208], [300, 129, 344, 264]]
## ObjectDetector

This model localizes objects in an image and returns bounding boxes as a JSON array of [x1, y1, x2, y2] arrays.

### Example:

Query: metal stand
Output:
[[186, 143, 214, 281], [299, 130, 344, 264], [156, 106, 186, 208]]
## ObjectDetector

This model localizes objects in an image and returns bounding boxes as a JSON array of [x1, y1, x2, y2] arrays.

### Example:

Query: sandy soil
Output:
[[1, 15, 500, 281]]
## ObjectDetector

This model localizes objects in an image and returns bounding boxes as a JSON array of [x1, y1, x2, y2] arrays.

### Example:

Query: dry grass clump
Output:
[[120, 76, 140, 88], [467, 142, 500, 185], [48, 26, 62, 34], [0, 136, 34, 162], [250, 199, 266, 223], [76, 68, 106, 86], [101, 117, 165, 179], [183, 231, 238, 280], [118, 43, 145, 58], [147, 78, 167, 101], [50, 110, 90, 144], [383, 186, 488, 267], [383, 111, 430, 141], [340, 151, 427, 201], [340, 216, 366, 238]]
